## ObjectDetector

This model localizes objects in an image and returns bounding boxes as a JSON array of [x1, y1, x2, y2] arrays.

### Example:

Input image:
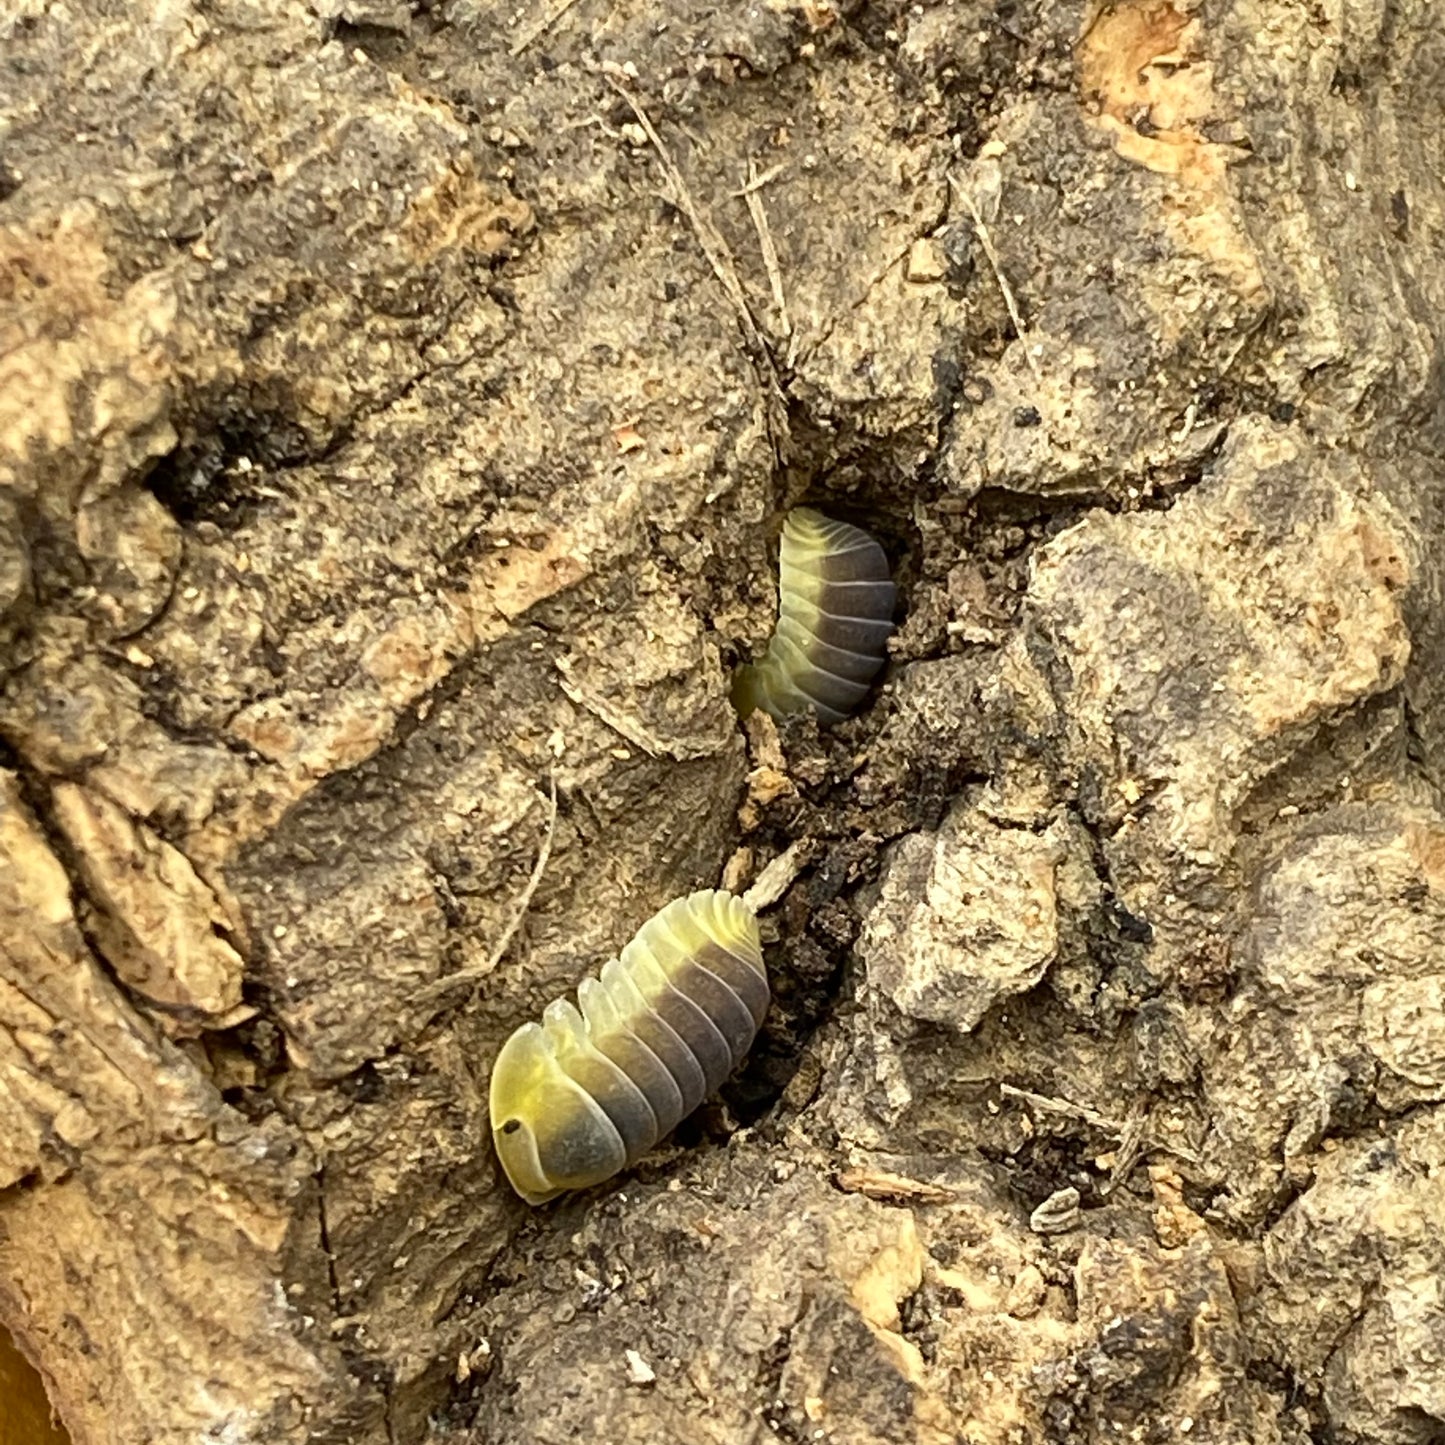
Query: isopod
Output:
[[489, 889, 767, 1205], [731, 507, 896, 724]]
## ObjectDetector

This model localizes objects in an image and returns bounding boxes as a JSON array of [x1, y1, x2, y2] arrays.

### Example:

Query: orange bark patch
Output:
[[1078, 1, 1265, 307], [1079, 0, 1230, 187], [473, 529, 587, 622], [400, 158, 534, 263], [1405, 822, 1445, 895]]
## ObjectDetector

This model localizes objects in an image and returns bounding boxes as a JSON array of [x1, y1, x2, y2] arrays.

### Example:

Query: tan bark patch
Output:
[[1079, 1, 1266, 307], [50, 783, 247, 1026]]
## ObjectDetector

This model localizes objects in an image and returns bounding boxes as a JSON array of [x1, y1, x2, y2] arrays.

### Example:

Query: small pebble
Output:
[[624, 1348, 656, 1387]]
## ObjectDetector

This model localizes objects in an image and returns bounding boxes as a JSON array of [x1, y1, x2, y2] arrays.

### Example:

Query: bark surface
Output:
[[2, 1, 1444, 1442]]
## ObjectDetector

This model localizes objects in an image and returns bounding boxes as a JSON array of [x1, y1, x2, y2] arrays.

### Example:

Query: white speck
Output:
[[624, 1349, 656, 1386]]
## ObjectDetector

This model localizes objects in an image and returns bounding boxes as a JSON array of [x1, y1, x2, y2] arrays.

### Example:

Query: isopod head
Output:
[[489, 1022, 628, 1204]]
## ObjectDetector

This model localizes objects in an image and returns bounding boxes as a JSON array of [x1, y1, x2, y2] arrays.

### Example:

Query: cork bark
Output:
[[2, 1, 1444, 1442]]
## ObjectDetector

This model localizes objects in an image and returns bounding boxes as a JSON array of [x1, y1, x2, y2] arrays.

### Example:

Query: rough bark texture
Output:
[[2, 1, 1443, 1443]]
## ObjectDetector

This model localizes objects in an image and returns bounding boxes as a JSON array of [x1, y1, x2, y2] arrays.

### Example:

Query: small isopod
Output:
[[489, 889, 767, 1205], [732, 507, 896, 724]]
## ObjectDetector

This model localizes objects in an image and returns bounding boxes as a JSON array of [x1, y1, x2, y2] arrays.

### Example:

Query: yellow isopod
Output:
[[732, 507, 896, 724], [489, 889, 767, 1205]]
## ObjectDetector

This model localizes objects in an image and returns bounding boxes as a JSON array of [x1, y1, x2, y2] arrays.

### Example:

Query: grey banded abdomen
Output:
[[732, 508, 896, 724]]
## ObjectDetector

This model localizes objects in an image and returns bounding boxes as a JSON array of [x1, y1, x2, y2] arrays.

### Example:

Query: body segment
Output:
[[489, 889, 767, 1204], [732, 508, 896, 724]]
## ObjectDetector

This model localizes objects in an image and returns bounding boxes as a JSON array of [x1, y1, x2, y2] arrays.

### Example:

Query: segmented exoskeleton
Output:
[[732, 508, 896, 724], [489, 889, 767, 1205]]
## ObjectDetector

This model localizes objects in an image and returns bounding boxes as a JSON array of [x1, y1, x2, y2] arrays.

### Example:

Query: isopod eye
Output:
[[500, 1119, 522, 1135]]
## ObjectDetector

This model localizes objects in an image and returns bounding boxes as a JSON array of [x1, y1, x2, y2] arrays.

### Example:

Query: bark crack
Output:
[[315, 1166, 345, 1325]]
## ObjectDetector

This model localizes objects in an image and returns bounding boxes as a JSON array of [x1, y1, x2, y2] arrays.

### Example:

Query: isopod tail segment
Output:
[[489, 889, 767, 1205], [731, 507, 896, 725]]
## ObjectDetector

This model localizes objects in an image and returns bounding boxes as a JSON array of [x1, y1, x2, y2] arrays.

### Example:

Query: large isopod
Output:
[[732, 507, 896, 724], [489, 889, 767, 1205]]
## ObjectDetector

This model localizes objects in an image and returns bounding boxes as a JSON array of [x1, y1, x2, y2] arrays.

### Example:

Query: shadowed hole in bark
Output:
[[144, 423, 304, 529], [327, 17, 415, 65], [986, 1123, 1112, 1214]]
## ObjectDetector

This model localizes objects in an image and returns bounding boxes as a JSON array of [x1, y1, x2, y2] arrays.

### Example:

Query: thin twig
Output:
[[729, 162, 787, 198], [1102, 1106, 1149, 1196], [419, 776, 558, 1000], [744, 158, 791, 339], [607, 78, 760, 344], [484, 774, 557, 972], [741, 838, 815, 913], [948, 171, 1042, 385], [999, 1083, 1202, 1177], [510, 0, 585, 56], [835, 1167, 958, 1204], [999, 1082, 1121, 1133], [605, 77, 786, 422]]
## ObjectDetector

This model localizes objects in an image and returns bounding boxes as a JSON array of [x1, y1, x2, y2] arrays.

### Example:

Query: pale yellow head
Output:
[[488, 1021, 626, 1205]]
